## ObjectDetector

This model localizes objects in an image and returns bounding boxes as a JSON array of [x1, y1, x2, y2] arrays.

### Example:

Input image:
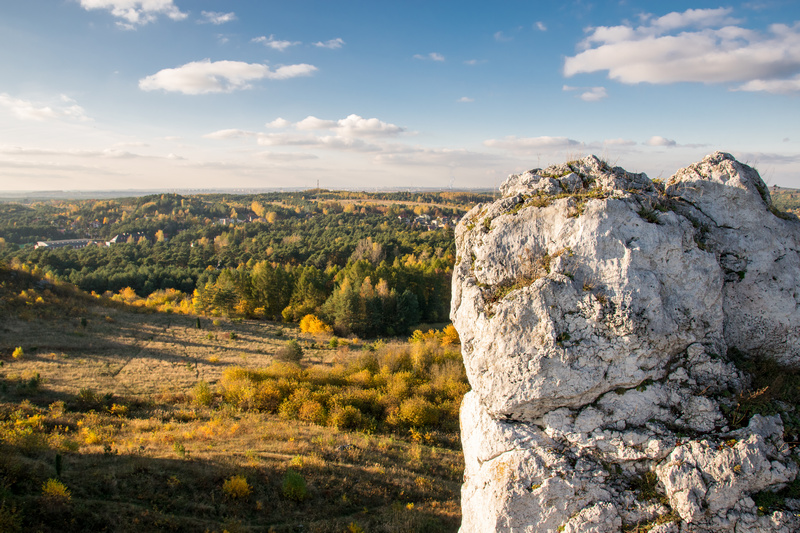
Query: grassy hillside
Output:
[[0, 265, 465, 532]]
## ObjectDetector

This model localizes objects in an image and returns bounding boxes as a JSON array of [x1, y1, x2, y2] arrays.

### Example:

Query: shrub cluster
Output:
[[217, 330, 468, 438]]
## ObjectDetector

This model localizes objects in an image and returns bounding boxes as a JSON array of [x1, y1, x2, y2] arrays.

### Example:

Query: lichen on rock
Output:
[[453, 153, 800, 532]]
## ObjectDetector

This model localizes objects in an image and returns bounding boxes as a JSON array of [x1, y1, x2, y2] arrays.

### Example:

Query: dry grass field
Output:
[[0, 277, 465, 532]]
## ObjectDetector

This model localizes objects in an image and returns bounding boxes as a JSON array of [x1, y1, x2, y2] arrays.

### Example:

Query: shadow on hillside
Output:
[[0, 382, 461, 533]]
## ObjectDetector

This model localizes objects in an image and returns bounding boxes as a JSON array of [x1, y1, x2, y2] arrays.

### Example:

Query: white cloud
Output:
[[336, 114, 404, 136], [646, 136, 677, 147], [483, 136, 581, 151], [138, 59, 317, 94], [641, 8, 742, 33], [580, 87, 608, 101], [414, 52, 445, 61], [464, 59, 485, 66], [535, 21, 547, 31], [457, 96, 474, 103], [314, 38, 345, 49], [564, 9, 800, 93], [494, 31, 512, 42], [203, 129, 258, 140], [266, 118, 291, 129], [736, 74, 800, 94], [0, 93, 89, 121], [79, 0, 187, 27], [563, 85, 608, 101], [252, 35, 300, 51], [294, 114, 404, 137], [296, 116, 338, 130], [255, 132, 381, 152], [200, 11, 236, 25], [205, 114, 405, 157]]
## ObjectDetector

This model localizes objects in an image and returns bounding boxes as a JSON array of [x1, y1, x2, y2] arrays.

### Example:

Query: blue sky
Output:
[[1, 1, 799, 191]]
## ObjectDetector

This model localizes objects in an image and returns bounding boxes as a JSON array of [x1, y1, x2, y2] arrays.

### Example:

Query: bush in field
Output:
[[327, 405, 366, 430], [41, 478, 71, 504], [299, 314, 333, 335], [298, 400, 327, 425], [396, 396, 441, 428], [191, 381, 214, 407], [218, 327, 468, 435], [276, 339, 304, 362], [222, 475, 251, 499], [220, 368, 284, 412], [282, 470, 309, 501]]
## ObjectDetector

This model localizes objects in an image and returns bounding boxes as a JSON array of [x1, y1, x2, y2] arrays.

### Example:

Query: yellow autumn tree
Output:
[[299, 314, 333, 335]]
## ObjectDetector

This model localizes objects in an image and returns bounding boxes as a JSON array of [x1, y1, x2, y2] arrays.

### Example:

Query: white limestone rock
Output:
[[455, 154, 800, 533], [656, 415, 797, 525], [667, 152, 800, 368], [453, 159, 724, 420]]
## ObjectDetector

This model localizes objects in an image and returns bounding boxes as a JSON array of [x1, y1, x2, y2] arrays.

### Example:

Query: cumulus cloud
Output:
[[294, 114, 404, 136], [535, 21, 547, 31], [200, 11, 236, 25], [564, 8, 800, 93], [266, 117, 291, 129], [0, 93, 89, 121], [483, 136, 581, 151], [79, 0, 187, 28], [414, 52, 445, 61], [336, 115, 404, 136], [314, 38, 345, 49], [138, 59, 317, 94], [645, 136, 677, 147], [205, 114, 405, 155], [457, 96, 474, 103], [296, 116, 338, 130], [252, 35, 300, 51]]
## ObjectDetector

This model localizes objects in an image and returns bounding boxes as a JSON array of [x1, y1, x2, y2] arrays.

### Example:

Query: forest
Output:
[[0, 190, 492, 337]]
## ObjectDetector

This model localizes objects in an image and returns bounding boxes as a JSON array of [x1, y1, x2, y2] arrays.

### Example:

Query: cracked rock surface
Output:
[[453, 153, 800, 532]]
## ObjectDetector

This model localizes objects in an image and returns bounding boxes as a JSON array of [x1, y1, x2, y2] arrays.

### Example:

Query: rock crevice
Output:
[[453, 153, 800, 532]]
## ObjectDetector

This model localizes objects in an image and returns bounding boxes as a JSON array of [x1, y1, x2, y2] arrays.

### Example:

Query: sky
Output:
[[1, 1, 799, 192]]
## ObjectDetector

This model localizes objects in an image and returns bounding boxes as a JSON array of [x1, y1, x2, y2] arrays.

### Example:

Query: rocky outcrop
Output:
[[452, 153, 800, 532]]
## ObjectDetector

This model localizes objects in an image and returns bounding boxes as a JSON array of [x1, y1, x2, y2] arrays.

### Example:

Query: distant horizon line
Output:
[[0, 186, 498, 201]]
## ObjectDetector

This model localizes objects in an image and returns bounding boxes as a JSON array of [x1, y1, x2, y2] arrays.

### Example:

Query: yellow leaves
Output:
[[409, 324, 460, 347], [41, 479, 71, 504], [299, 314, 333, 335], [222, 475, 251, 499]]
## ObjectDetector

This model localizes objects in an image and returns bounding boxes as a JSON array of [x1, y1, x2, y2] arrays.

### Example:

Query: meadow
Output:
[[0, 265, 466, 532]]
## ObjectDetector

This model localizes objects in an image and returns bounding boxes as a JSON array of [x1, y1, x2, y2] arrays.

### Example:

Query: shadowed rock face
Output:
[[453, 153, 800, 532]]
